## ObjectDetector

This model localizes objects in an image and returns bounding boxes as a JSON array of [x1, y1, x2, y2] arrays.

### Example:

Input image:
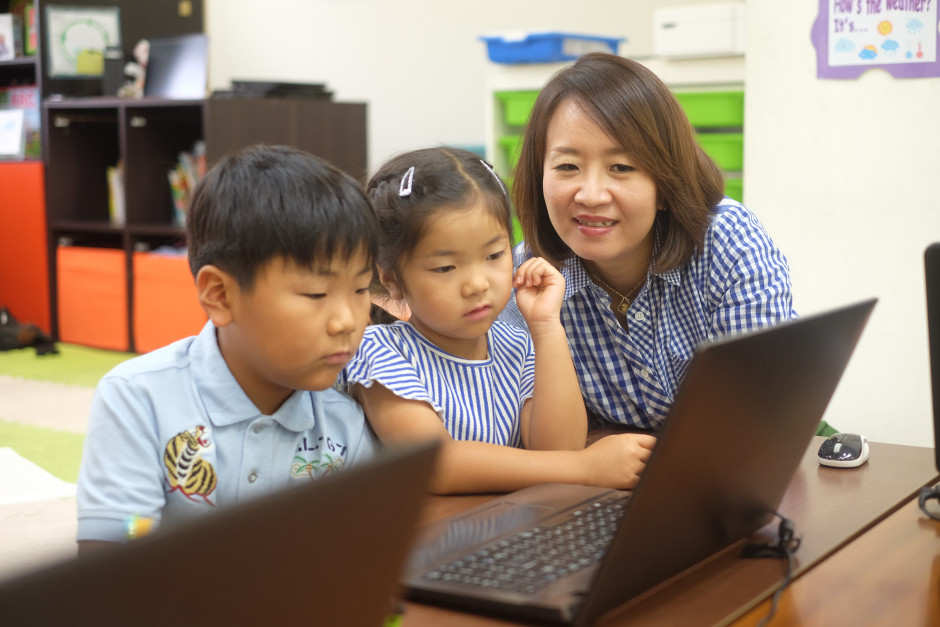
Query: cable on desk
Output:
[[919, 484, 940, 521], [741, 511, 801, 627]]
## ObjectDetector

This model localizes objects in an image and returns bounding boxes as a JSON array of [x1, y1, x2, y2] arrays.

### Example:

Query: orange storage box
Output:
[[132, 252, 206, 353], [57, 246, 129, 351]]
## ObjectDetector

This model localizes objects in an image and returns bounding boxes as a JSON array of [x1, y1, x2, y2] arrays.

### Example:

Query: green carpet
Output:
[[0, 344, 133, 484], [0, 419, 85, 483], [0, 344, 135, 387]]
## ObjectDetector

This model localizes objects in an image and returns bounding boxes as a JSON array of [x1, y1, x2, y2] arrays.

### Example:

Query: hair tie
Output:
[[398, 166, 415, 197], [479, 160, 508, 197]]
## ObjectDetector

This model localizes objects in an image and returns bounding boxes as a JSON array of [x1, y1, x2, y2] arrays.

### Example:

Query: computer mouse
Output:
[[817, 432, 870, 468]]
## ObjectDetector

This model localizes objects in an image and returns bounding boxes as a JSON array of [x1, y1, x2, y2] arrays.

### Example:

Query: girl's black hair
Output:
[[365, 146, 512, 295]]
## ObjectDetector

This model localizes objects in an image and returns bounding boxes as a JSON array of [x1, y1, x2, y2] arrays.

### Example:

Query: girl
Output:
[[345, 147, 653, 494]]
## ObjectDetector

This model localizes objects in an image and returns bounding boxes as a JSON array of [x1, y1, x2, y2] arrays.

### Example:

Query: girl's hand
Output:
[[580, 433, 657, 489], [513, 257, 565, 331]]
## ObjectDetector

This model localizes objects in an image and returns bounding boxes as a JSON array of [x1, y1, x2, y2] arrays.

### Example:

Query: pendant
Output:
[[618, 299, 629, 314]]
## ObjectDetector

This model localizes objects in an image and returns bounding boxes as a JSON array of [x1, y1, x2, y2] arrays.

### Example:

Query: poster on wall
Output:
[[45, 5, 121, 78], [811, 0, 940, 78]]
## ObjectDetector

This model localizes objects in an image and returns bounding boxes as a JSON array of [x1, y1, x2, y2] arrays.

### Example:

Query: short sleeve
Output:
[[77, 375, 167, 543], [344, 326, 442, 414]]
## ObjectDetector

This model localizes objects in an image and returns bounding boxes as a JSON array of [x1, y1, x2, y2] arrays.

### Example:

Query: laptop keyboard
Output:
[[421, 494, 630, 594]]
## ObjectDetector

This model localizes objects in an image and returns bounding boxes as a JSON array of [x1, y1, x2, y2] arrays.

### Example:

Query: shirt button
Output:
[[640, 368, 651, 380], [634, 311, 646, 322], [248, 471, 259, 483], [253, 423, 264, 434]]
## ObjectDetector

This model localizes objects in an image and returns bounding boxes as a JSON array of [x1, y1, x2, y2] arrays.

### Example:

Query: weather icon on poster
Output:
[[859, 45, 878, 60]]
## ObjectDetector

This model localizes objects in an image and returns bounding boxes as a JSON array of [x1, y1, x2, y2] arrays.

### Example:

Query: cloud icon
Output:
[[882, 39, 900, 52], [907, 18, 924, 32], [835, 38, 854, 52], [859, 45, 878, 60]]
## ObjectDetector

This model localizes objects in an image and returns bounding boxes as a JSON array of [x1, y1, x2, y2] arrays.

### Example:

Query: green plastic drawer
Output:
[[675, 90, 744, 128], [724, 176, 743, 202], [495, 90, 540, 126], [696, 132, 743, 171], [499, 134, 523, 170]]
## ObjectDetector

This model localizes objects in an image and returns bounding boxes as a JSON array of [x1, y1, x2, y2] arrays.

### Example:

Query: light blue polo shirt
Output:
[[77, 322, 378, 543]]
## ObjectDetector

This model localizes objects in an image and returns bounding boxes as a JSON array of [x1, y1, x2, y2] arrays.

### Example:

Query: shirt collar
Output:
[[190, 322, 315, 432]]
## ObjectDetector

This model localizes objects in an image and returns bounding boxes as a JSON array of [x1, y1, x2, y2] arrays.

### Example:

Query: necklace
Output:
[[588, 269, 646, 315]]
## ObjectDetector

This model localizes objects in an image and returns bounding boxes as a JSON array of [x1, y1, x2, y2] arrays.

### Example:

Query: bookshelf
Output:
[[0, 0, 370, 352], [44, 96, 368, 352]]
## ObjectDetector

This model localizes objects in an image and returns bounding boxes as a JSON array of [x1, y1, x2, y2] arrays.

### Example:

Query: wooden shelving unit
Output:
[[1, 0, 369, 352]]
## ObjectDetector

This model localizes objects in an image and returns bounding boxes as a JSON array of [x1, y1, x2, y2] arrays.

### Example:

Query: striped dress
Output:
[[343, 321, 536, 447]]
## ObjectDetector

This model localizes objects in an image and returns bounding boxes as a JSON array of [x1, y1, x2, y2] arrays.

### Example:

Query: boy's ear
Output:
[[195, 265, 237, 327], [378, 266, 404, 301]]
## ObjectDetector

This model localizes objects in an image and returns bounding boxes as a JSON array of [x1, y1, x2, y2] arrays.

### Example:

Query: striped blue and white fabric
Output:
[[500, 199, 796, 431], [344, 321, 536, 447]]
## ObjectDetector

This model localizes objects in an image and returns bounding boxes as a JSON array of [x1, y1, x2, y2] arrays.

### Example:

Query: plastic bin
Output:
[[133, 252, 207, 353], [695, 132, 743, 171], [674, 90, 744, 128], [498, 135, 523, 171], [495, 90, 540, 126], [480, 32, 624, 64], [724, 176, 743, 202], [57, 246, 128, 351]]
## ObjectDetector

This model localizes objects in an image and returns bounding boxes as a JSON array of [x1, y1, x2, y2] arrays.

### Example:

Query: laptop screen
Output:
[[143, 33, 208, 99], [924, 243, 940, 473]]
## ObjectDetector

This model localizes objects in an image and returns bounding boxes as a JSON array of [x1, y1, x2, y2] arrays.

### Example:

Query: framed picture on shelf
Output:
[[45, 5, 121, 77], [0, 109, 26, 160]]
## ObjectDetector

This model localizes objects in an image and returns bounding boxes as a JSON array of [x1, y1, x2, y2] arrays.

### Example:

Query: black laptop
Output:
[[404, 299, 876, 625], [924, 243, 940, 473], [0, 441, 439, 627]]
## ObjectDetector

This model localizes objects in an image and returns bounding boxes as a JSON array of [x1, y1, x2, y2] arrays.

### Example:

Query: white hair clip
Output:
[[479, 160, 508, 197], [399, 166, 415, 197]]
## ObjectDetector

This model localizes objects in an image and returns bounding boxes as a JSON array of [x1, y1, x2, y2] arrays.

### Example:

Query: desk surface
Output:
[[404, 437, 939, 626], [729, 487, 940, 626]]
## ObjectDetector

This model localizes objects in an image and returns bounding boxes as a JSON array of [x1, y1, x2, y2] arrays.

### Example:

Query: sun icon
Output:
[[877, 21, 893, 36]]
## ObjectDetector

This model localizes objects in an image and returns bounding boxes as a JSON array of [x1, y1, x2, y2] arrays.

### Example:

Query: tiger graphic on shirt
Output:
[[164, 425, 217, 505]]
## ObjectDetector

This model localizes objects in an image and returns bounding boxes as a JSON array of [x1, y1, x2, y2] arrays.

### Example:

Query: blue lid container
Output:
[[480, 32, 625, 64]]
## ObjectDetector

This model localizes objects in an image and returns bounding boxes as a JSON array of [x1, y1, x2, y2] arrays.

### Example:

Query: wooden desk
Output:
[[729, 485, 940, 626], [403, 438, 939, 626]]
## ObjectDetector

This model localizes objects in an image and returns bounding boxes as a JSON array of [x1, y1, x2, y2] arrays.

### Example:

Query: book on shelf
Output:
[[0, 13, 24, 61], [0, 85, 39, 159], [0, 108, 25, 159], [107, 160, 125, 226], [168, 140, 206, 228]]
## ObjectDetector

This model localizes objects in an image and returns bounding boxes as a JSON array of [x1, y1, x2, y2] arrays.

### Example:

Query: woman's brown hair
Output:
[[513, 52, 725, 272]]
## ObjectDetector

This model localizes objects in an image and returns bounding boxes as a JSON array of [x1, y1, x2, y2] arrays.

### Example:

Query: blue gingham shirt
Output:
[[499, 199, 796, 430]]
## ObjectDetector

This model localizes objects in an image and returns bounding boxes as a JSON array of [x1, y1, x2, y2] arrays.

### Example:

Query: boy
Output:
[[76, 145, 380, 553]]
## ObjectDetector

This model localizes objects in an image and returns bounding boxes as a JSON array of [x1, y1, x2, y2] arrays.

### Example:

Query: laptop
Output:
[[924, 243, 940, 473], [404, 299, 877, 625], [0, 440, 439, 626], [143, 33, 209, 99]]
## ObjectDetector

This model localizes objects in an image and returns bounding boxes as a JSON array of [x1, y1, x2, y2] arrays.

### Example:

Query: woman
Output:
[[501, 52, 796, 446]]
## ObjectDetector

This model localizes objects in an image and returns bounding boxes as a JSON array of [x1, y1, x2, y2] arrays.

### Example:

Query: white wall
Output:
[[206, 0, 940, 448], [205, 0, 721, 172], [746, 1, 940, 447]]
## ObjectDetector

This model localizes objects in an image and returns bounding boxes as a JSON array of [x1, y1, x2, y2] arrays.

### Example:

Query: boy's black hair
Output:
[[187, 144, 378, 289]]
